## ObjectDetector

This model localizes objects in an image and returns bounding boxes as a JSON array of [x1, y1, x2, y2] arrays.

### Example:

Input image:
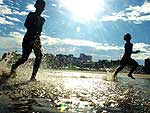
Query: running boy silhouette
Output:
[[113, 33, 140, 81], [10, 0, 45, 81]]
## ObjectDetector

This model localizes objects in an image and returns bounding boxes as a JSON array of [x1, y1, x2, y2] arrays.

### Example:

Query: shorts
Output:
[[22, 36, 42, 58], [120, 57, 138, 67]]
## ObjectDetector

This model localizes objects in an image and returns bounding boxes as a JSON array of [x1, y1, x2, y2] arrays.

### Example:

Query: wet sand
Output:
[[0, 68, 150, 113]]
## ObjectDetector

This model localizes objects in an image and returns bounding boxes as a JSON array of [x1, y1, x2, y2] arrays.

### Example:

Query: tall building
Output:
[[144, 58, 150, 74], [79, 53, 92, 62]]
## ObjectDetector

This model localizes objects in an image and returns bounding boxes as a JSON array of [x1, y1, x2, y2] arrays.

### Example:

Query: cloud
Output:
[[25, 4, 48, 18], [0, 2, 47, 26], [41, 35, 123, 51], [40, 35, 123, 60], [16, 28, 26, 33], [0, 4, 27, 25], [0, 3, 28, 16], [0, 0, 3, 4], [0, 5, 12, 15], [41, 35, 150, 61], [0, 37, 22, 54], [0, 4, 26, 25], [132, 43, 150, 60], [100, 1, 150, 24], [0, 37, 17, 49], [9, 31, 23, 43], [5, 16, 21, 22], [133, 53, 150, 60], [0, 34, 149, 61], [0, 32, 23, 52], [26, 4, 35, 12], [13, 10, 28, 16], [100, 12, 127, 22], [133, 43, 150, 52], [0, 17, 14, 25]]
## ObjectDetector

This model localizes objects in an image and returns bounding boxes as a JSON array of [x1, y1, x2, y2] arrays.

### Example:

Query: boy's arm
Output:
[[129, 43, 140, 54], [132, 50, 140, 54], [42, 17, 45, 23], [24, 12, 33, 29]]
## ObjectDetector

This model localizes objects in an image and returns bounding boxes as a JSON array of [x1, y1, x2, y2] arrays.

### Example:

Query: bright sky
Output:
[[0, 0, 150, 65], [0, 0, 3, 4]]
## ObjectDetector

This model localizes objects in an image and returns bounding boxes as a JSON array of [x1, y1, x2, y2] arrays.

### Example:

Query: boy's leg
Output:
[[30, 40, 42, 81], [113, 66, 124, 81], [128, 59, 138, 79], [11, 44, 32, 75]]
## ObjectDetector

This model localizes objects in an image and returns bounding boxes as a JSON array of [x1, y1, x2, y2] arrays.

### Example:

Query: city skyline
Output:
[[0, 0, 150, 65]]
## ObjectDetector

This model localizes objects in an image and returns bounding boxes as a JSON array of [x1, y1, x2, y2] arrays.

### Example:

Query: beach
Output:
[[0, 67, 150, 113]]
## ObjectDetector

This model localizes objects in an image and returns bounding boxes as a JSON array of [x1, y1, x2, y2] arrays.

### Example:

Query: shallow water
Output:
[[0, 70, 150, 113]]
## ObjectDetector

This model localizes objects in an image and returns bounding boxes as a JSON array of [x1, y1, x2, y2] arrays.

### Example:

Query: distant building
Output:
[[67, 54, 75, 64], [79, 53, 92, 62], [144, 58, 150, 74], [56, 54, 68, 61], [68, 54, 74, 58]]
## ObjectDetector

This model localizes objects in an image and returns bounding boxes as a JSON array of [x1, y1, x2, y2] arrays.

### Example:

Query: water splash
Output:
[[103, 64, 113, 81], [0, 53, 149, 113]]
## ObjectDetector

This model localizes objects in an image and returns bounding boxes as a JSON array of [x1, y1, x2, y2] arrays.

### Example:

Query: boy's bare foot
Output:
[[10, 64, 16, 74], [30, 77, 37, 82], [10, 64, 17, 78], [128, 74, 135, 79], [9, 72, 17, 78], [112, 74, 117, 82]]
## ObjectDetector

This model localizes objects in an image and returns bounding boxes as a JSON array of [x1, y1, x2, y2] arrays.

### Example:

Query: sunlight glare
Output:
[[60, 0, 105, 22]]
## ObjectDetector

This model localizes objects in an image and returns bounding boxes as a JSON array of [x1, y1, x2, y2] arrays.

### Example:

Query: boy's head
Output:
[[124, 33, 131, 41], [34, 0, 45, 11]]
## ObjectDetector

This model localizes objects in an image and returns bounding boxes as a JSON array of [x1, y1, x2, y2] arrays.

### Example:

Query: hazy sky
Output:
[[0, 0, 150, 64]]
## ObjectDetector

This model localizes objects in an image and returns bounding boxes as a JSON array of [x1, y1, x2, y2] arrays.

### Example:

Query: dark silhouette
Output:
[[113, 33, 140, 81], [10, 0, 45, 81], [0, 74, 10, 85]]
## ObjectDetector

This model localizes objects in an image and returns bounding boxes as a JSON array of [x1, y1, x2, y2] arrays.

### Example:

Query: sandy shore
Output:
[[0, 65, 150, 113]]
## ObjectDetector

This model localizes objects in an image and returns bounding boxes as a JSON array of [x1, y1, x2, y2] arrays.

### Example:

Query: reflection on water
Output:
[[0, 70, 150, 113]]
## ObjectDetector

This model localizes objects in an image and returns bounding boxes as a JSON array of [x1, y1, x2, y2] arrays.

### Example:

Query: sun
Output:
[[59, 0, 105, 23]]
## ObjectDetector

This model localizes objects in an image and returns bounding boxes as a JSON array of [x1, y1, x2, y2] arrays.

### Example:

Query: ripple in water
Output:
[[0, 68, 150, 113]]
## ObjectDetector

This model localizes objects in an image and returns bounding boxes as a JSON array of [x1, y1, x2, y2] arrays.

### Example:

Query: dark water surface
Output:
[[0, 70, 150, 113]]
